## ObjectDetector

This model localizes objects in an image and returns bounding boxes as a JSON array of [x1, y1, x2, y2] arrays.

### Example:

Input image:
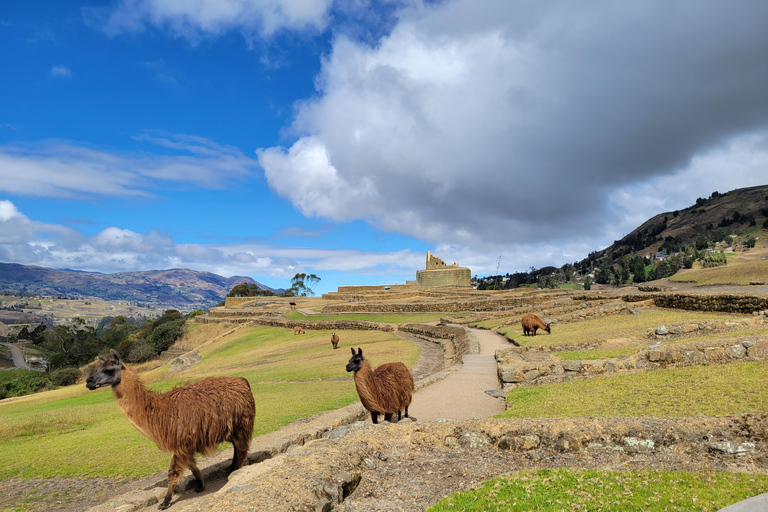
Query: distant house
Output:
[[656, 253, 666, 260]]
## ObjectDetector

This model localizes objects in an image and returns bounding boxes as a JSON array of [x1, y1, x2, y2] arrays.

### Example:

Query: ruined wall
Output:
[[416, 267, 472, 288], [624, 292, 768, 314], [399, 323, 474, 366], [497, 337, 768, 388]]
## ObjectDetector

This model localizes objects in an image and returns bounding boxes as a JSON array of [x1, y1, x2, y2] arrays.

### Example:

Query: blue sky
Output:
[[2, 1, 768, 295]]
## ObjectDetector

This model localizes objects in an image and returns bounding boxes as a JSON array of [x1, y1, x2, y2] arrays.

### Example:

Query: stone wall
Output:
[[399, 323, 474, 366], [224, 297, 296, 309], [623, 292, 768, 314], [196, 315, 394, 332], [416, 267, 471, 288], [496, 337, 768, 388]]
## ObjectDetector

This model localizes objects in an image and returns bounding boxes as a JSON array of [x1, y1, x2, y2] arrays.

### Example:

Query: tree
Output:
[[287, 273, 321, 297], [39, 318, 101, 371]]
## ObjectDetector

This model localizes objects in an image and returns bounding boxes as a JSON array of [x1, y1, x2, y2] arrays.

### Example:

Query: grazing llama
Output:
[[521, 313, 551, 336]]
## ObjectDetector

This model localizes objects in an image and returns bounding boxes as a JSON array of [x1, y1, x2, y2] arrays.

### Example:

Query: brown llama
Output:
[[521, 313, 551, 336], [346, 347, 414, 424], [331, 332, 340, 349], [86, 350, 255, 510], [293, 325, 305, 334]]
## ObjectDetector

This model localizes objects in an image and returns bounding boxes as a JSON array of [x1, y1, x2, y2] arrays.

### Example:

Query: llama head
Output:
[[545, 323, 552, 334], [86, 349, 123, 390], [345, 347, 364, 372]]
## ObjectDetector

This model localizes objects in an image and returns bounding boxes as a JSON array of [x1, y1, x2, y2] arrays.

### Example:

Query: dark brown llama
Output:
[[86, 350, 255, 510], [345, 347, 414, 424], [521, 313, 551, 336], [331, 332, 340, 349]]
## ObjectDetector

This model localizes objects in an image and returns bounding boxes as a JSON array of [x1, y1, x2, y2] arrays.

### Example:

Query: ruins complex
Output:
[[415, 251, 471, 288]]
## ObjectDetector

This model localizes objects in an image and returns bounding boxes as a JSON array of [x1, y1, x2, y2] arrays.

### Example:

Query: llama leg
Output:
[[186, 457, 205, 493], [370, 411, 379, 424], [230, 436, 250, 472], [404, 405, 409, 418], [384, 412, 393, 423], [159, 454, 185, 510]]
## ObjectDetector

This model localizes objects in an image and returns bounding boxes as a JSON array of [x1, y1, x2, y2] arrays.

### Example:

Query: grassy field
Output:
[[427, 469, 768, 512], [495, 309, 745, 347], [0, 325, 418, 480], [669, 242, 768, 285], [499, 360, 768, 418], [283, 311, 458, 323]]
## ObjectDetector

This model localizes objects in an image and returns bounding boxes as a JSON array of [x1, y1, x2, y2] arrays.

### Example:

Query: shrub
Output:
[[50, 367, 82, 386], [0, 370, 55, 399], [127, 339, 157, 363], [187, 309, 204, 320], [148, 319, 185, 353]]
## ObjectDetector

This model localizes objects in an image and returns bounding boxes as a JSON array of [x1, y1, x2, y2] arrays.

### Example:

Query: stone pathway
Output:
[[408, 328, 507, 422]]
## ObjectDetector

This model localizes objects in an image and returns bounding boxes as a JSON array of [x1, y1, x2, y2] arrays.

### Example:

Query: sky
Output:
[[1, 1, 768, 295]]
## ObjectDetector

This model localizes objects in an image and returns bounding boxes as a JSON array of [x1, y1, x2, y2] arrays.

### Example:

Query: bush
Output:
[[148, 319, 185, 353], [127, 339, 157, 363], [0, 370, 55, 399], [50, 367, 82, 386]]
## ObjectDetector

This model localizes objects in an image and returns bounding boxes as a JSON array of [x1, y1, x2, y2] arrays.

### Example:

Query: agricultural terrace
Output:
[[0, 324, 417, 481]]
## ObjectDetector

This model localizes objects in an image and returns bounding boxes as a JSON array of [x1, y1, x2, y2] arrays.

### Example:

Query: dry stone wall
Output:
[[496, 337, 768, 388], [624, 292, 768, 314], [399, 324, 475, 366], [196, 314, 394, 332]]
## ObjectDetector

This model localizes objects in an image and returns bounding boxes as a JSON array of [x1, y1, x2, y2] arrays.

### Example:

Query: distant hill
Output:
[[583, 185, 768, 267], [0, 263, 282, 309]]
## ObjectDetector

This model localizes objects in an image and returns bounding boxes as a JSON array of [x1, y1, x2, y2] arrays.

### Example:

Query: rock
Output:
[[498, 434, 540, 451], [655, 325, 669, 336], [561, 360, 582, 372], [709, 441, 756, 456], [623, 437, 654, 453], [458, 431, 490, 449], [725, 345, 746, 359]]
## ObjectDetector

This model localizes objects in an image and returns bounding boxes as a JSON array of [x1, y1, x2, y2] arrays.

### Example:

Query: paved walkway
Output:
[[409, 328, 507, 421]]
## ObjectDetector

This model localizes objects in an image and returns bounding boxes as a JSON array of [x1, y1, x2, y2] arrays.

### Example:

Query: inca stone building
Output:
[[415, 251, 471, 288]]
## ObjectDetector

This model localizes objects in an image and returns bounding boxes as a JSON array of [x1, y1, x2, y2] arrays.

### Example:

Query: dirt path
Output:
[[408, 328, 507, 421]]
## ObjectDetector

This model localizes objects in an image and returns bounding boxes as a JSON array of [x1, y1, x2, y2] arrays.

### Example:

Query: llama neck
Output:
[[354, 359, 383, 411], [112, 365, 156, 439]]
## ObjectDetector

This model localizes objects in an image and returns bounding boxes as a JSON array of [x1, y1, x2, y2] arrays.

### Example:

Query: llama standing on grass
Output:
[[521, 313, 551, 336], [346, 347, 414, 424], [331, 332, 340, 349], [293, 326, 305, 334], [86, 350, 255, 510]]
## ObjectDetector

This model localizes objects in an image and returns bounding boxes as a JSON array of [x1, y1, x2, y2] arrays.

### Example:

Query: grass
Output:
[[495, 310, 745, 347], [426, 469, 768, 512], [0, 325, 419, 481], [499, 360, 768, 418], [283, 311, 459, 323], [669, 242, 768, 285]]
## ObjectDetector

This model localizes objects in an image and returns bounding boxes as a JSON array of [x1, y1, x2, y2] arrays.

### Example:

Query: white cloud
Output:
[[91, 0, 334, 41], [50, 65, 72, 78], [0, 134, 259, 198], [0, 200, 426, 288], [258, 0, 768, 256]]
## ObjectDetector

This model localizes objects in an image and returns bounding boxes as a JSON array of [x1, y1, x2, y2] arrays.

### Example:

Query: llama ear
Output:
[[110, 349, 121, 365], [350, 347, 356, 356], [358, 348, 362, 357]]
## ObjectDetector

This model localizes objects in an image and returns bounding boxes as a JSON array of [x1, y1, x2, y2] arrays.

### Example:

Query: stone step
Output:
[[459, 354, 498, 374]]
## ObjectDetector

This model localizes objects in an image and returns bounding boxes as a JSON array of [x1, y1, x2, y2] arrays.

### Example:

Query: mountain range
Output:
[[0, 263, 281, 309]]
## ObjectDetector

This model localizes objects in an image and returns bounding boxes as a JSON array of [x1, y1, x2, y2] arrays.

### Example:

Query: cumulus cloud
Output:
[[258, 0, 768, 256], [0, 134, 259, 198], [0, 200, 423, 285], [89, 0, 334, 41]]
